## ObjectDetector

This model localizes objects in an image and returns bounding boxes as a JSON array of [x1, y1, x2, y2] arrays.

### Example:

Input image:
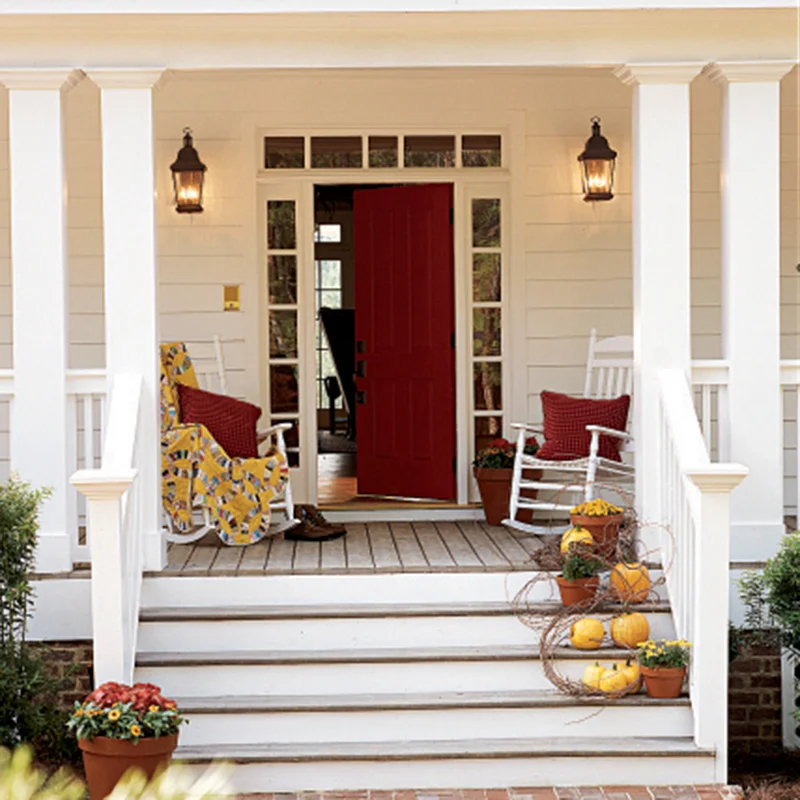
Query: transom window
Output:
[[263, 134, 502, 170]]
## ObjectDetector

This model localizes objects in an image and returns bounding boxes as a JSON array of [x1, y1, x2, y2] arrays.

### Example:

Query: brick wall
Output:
[[29, 640, 94, 709], [729, 634, 783, 755]]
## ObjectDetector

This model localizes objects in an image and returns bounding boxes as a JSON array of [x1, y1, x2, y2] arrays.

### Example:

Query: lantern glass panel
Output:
[[581, 158, 615, 199], [173, 170, 204, 209]]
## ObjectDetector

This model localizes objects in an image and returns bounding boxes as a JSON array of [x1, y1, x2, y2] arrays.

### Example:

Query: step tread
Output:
[[139, 600, 670, 622], [173, 736, 712, 763], [176, 689, 689, 713], [136, 644, 641, 666]]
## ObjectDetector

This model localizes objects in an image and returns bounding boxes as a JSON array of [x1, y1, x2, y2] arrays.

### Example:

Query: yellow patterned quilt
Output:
[[160, 342, 289, 545]]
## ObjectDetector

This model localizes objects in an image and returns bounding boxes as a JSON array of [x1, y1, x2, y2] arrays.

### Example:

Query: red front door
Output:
[[354, 184, 456, 500]]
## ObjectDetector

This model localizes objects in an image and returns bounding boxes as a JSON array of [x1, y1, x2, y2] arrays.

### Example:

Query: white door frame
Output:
[[254, 130, 517, 508]]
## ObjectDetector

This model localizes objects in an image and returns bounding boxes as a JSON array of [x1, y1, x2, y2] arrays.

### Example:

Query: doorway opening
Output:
[[314, 183, 457, 508]]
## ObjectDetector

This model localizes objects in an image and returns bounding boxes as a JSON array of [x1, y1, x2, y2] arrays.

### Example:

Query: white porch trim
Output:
[[615, 62, 703, 549], [87, 67, 166, 571], [0, 68, 81, 573], [704, 60, 796, 563]]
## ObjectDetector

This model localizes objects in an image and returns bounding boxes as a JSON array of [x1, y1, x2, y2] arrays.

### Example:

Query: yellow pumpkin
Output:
[[560, 524, 594, 555], [582, 662, 606, 691], [610, 562, 651, 603], [610, 612, 650, 649], [599, 663, 628, 694], [569, 618, 605, 650], [621, 659, 642, 694]]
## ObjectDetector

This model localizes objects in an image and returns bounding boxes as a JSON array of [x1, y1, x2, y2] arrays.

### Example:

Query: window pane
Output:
[[319, 290, 341, 309], [268, 255, 297, 304], [269, 310, 298, 359], [267, 201, 296, 249], [319, 259, 342, 289], [314, 224, 342, 243], [473, 308, 502, 356], [369, 136, 398, 168], [475, 416, 503, 453], [472, 198, 501, 248], [404, 135, 456, 168], [270, 364, 299, 414], [265, 137, 304, 169], [472, 253, 501, 302], [287, 451, 300, 468], [473, 362, 502, 411], [320, 348, 337, 381], [462, 135, 502, 168], [311, 137, 363, 169], [271, 418, 299, 449]]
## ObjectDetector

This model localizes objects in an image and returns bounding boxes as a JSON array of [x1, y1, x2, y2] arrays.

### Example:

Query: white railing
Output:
[[692, 359, 799, 517], [655, 368, 748, 782], [66, 369, 108, 564], [71, 374, 143, 685]]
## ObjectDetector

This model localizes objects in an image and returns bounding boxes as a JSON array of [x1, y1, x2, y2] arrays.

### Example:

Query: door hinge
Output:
[[450, 332, 456, 349], [452, 457, 457, 473], [449, 207, 454, 225]]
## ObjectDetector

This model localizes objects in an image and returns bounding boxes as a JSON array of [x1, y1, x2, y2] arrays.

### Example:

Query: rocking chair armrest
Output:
[[257, 422, 293, 445], [510, 422, 545, 434], [585, 424, 633, 442]]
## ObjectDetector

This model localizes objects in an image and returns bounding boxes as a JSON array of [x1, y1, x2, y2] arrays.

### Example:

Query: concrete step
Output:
[[172, 737, 716, 792], [135, 644, 658, 697], [173, 689, 692, 746]]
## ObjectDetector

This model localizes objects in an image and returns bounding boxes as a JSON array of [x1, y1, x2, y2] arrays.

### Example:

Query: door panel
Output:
[[354, 184, 455, 500]]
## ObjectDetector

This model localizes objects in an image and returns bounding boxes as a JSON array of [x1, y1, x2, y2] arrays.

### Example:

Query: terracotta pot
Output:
[[79, 733, 179, 799], [570, 513, 624, 558], [474, 467, 542, 526], [555, 575, 600, 606], [640, 666, 687, 699]]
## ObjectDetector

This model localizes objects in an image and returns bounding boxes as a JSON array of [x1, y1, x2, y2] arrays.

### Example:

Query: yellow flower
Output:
[[148, 705, 160, 713], [130, 724, 142, 737], [74, 708, 83, 717], [108, 709, 121, 722]]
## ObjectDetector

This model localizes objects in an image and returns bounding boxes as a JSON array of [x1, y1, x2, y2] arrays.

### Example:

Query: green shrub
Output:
[[0, 475, 77, 764]]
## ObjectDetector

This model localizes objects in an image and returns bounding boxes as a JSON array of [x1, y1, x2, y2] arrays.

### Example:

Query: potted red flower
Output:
[[473, 436, 540, 525], [67, 681, 186, 799]]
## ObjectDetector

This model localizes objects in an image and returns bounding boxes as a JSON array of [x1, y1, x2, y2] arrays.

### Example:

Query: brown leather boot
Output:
[[284, 505, 347, 542]]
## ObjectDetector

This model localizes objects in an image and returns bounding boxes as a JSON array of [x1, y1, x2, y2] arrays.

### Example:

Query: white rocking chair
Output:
[[503, 329, 635, 535], [164, 336, 300, 543]]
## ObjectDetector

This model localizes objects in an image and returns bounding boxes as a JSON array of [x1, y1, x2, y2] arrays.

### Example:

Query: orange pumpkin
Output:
[[610, 612, 650, 649], [610, 562, 651, 603]]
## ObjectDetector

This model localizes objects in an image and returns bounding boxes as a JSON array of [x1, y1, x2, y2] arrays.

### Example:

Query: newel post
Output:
[[686, 464, 748, 783], [70, 471, 137, 685]]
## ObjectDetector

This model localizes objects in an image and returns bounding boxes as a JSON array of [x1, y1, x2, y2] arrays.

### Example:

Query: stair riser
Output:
[[173, 755, 716, 792], [141, 572, 667, 609], [177, 706, 693, 746], [137, 614, 675, 652], [135, 659, 654, 697]]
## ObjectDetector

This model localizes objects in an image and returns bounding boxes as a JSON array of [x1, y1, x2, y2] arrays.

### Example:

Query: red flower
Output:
[[488, 438, 511, 449]]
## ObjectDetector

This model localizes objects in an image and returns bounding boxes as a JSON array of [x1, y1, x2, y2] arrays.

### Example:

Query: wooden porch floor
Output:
[[160, 521, 543, 577]]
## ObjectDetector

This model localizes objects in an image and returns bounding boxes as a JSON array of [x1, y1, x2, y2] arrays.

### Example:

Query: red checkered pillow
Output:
[[177, 384, 262, 459], [536, 390, 630, 462]]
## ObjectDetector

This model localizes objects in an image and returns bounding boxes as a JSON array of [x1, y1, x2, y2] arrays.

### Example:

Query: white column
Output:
[[615, 63, 703, 544], [0, 69, 80, 573], [705, 61, 795, 563], [87, 68, 165, 571]]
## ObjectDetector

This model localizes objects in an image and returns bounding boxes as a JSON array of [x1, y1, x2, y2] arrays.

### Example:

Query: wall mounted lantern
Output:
[[170, 128, 206, 213], [577, 117, 617, 202]]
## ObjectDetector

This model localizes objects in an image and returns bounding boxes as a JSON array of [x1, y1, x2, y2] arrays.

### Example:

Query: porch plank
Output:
[[434, 521, 483, 568], [264, 536, 296, 572], [209, 543, 245, 574], [389, 522, 428, 570], [412, 521, 455, 568], [238, 538, 272, 572], [344, 523, 374, 570], [455, 520, 510, 568], [366, 522, 402, 569], [478, 521, 533, 566], [320, 534, 347, 571], [181, 543, 218, 572], [165, 541, 194, 572], [293, 541, 321, 572]]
